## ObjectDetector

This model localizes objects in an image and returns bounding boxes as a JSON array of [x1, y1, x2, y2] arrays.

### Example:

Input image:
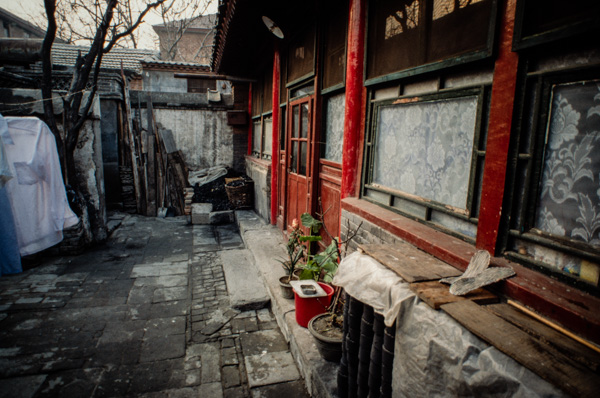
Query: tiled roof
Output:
[[51, 43, 158, 72], [141, 59, 211, 72]]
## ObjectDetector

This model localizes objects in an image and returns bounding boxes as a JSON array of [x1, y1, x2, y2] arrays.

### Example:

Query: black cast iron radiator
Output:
[[338, 294, 396, 398]]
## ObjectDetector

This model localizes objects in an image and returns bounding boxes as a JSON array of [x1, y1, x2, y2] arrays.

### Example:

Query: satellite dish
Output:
[[262, 16, 284, 39]]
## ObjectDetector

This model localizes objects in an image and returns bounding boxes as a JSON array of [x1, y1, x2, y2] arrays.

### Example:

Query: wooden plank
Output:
[[359, 244, 462, 283], [146, 132, 156, 216], [155, 131, 166, 210], [441, 300, 600, 398], [120, 66, 143, 214], [487, 303, 600, 372], [158, 128, 178, 154], [409, 281, 498, 310], [146, 95, 156, 216]]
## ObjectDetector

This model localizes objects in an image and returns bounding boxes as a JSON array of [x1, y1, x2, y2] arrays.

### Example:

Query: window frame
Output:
[[251, 112, 273, 161], [320, 0, 348, 95], [364, 0, 499, 87], [512, 0, 600, 51], [320, 88, 347, 164], [502, 67, 600, 294], [286, 25, 317, 87], [361, 86, 490, 243]]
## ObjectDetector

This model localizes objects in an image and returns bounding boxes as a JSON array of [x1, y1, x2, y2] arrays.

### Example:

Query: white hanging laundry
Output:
[[2, 116, 79, 256]]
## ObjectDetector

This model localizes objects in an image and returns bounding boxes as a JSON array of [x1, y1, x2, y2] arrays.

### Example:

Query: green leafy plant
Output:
[[297, 213, 339, 283], [278, 219, 305, 282]]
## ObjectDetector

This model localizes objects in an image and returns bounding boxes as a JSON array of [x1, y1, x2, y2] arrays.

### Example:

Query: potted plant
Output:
[[308, 290, 344, 362], [302, 207, 362, 361], [291, 213, 340, 327], [278, 219, 305, 299], [298, 212, 339, 283]]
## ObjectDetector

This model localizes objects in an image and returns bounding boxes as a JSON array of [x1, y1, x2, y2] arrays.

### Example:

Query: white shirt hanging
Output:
[[2, 116, 78, 256]]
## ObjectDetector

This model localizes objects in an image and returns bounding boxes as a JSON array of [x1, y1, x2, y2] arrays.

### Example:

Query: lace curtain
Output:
[[373, 95, 478, 210], [323, 93, 346, 163]]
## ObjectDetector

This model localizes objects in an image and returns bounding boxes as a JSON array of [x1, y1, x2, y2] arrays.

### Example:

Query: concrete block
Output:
[[191, 203, 213, 224], [239, 329, 289, 356], [220, 249, 270, 311], [200, 343, 221, 383], [244, 351, 300, 388]]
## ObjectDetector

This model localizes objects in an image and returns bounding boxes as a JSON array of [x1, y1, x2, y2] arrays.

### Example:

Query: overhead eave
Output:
[[212, 0, 319, 78]]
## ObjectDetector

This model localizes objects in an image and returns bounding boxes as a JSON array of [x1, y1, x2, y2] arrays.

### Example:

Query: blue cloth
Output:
[[0, 186, 22, 276]]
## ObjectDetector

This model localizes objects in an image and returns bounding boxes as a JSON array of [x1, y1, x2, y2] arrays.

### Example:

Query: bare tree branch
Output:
[[41, 0, 65, 177], [105, 0, 166, 53]]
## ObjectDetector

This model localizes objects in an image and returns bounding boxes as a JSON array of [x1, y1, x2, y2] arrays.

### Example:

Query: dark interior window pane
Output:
[[280, 107, 286, 150], [187, 78, 216, 93], [367, 0, 424, 79], [322, 0, 347, 89], [428, 0, 491, 62], [292, 106, 299, 138], [519, 0, 599, 39], [252, 80, 262, 116], [280, 55, 287, 103], [252, 119, 261, 155], [301, 103, 309, 139], [287, 26, 316, 82], [291, 141, 298, 173], [262, 69, 273, 113], [300, 141, 307, 176], [366, 0, 493, 80]]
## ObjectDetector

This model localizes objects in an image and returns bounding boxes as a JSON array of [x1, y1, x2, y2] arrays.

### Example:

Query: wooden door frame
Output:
[[284, 94, 315, 231]]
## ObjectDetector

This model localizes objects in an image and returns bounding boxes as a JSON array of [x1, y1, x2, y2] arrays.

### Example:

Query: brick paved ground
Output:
[[0, 214, 309, 398]]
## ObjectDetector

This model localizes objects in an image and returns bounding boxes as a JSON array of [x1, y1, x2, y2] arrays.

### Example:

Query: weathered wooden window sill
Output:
[[357, 243, 600, 397], [341, 197, 600, 345]]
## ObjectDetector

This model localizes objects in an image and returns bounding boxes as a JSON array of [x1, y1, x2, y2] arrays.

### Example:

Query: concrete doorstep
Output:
[[235, 211, 339, 398], [221, 249, 270, 311]]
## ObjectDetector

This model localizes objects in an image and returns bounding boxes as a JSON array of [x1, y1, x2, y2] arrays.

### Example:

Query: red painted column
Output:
[[476, 0, 519, 253], [247, 82, 253, 156], [270, 46, 281, 224], [340, 0, 366, 199]]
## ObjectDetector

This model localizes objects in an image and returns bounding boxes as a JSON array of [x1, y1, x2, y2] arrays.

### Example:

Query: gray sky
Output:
[[0, 0, 217, 50]]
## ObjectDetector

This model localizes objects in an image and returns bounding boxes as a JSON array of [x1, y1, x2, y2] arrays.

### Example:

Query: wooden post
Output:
[[475, 0, 519, 254], [146, 93, 157, 216], [340, 0, 366, 200], [248, 82, 253, 156], [271, 45, 281, 225]]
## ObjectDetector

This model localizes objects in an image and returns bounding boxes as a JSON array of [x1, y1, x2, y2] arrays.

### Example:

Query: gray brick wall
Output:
[[340, 209, 405, 253]]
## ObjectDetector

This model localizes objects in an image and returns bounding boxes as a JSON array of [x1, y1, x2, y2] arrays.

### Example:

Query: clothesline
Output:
[[0, 87, 95, 114]]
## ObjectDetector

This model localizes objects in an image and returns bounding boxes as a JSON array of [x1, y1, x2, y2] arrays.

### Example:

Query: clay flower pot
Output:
[[279, 275, 297, 299], [308, 313, 343, 362]]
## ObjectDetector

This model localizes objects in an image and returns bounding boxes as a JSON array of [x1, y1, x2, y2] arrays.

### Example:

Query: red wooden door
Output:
[[285, 97, 313, 229]]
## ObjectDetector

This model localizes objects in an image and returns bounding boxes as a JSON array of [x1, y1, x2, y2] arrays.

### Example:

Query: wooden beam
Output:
[[410, 281, 497, 310], [358, 244, 462, 282]]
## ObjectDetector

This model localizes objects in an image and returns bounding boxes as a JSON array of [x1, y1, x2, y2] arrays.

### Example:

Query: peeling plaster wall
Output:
[[142, 108, 234, 171], [245, 159, 270, 223], [143, 70, 188, 93]]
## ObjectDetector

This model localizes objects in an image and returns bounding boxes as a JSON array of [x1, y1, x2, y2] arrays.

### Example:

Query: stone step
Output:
[[220, 249, 270, 311]]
